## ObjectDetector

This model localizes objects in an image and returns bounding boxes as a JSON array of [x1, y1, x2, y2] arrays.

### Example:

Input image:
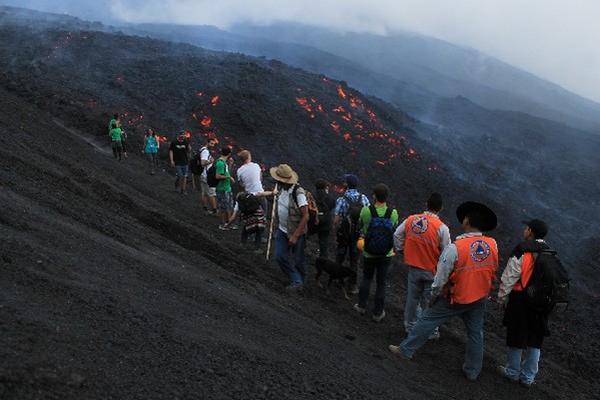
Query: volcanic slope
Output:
[[0, 23, 597, 400]]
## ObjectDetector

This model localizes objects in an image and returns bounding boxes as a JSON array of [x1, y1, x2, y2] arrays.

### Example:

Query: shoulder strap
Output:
[[383, 207, 393, 219], [292, 184, 299, 206], [369, 204, 378, 218]]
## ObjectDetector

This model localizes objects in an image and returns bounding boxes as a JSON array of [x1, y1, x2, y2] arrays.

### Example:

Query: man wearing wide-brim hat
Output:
[[389, 201, 499, 382], [269, 164, 310, 290]]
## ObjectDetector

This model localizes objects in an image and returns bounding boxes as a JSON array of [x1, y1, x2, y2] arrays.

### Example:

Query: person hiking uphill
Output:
[[237, 150, 267, 214], [198, 137, 218, 214], [109, 121, 124, 161], [143, 128, 160, 175], [270, 164, 310, 290], [169, 132, 191, 195], [353, 183, 398, 322], [333, 174, 370, 294], [109, 114, 128, 159], [394, 193, 451, 338], [215, 147, 235, 230], [497, 219, 568, 387], [224, 190, 275, 253], [389, 201, 499, 382], [313, 179, 336, 258]]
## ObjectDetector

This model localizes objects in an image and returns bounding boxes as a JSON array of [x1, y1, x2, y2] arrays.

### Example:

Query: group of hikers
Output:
[[108, 120, 569, 388]]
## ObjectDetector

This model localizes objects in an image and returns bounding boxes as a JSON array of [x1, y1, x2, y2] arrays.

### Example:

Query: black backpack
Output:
[[524, 249, 570, 313], [237, 192, 261, 215], [189, 153, 203, 175], [291, 185, 319, 235], [337, 194, 363, 244], [363, 205, 395, 256], [206, 164, 218, 187]]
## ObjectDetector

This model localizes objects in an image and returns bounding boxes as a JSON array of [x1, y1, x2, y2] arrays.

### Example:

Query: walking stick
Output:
[[266, 183, 278, 261]]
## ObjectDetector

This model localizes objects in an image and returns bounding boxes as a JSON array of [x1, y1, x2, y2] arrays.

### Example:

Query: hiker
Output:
[[236, 150, 267, 213], [169, 132, 191, 194], [270, 164, 309, 290], [313, 179, 336, 258], [389, 201, 499, 382], [215, 147, 235, 229], [109, 121, 124, 161], [199, 137, 218, 214], [497, 219, 565, 387], [224, 190, 275, 253], [333, 174, 370, 294], [109, 114, 128, 159], [353, 183, 398, 322], [143, 128, 160, 175], [393, 193, 451, 338]]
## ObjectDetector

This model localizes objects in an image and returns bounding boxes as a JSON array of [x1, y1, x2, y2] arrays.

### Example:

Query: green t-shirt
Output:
[[360, 204, 399, 258], [215, 159, 231, 193], [108, 118, 117, 132], [110, 127, 123, 142]]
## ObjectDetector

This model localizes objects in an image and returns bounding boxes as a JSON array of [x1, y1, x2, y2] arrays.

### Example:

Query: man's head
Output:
[[238, 150, 251, 164], [113, 113, 119, 120], [427, 192, 443, 212], [177, 132, 186, 141], [110, 122, 118, 130], [344, 174, 359, 190], [221, 146, 232, 158], [206, 137, 217, 148], [372, 183, 390, 203], [522, 219, 548, 240], [315, 179, 329, 191], [270, 164, 299, 189], [456, 202, 497, 232]]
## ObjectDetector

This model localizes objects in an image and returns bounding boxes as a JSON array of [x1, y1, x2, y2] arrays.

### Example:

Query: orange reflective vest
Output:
[[448, 236, 499, 304], [512, 253, 535, 292], [404, 213, 444, 273]]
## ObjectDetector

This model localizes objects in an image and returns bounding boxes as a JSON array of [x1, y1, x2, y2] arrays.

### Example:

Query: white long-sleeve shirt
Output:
[[393, 211, 451, 253], [497, 239, 546, 302], [431, 232, 484, 297]]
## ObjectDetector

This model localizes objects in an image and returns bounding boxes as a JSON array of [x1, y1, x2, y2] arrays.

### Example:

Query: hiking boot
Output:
[[372, 310, 386, 323], [388, 345, 412, 360], [353, 304, 366, 315], [497, 366, 519, 382], [285, 283, 303, 292]]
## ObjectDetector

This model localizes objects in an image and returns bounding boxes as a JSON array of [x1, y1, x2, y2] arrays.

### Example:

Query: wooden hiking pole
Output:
[[266, 183, 278, 261]]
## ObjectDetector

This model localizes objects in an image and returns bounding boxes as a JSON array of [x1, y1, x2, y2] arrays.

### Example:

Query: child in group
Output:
[[224, 190, 274, 253]]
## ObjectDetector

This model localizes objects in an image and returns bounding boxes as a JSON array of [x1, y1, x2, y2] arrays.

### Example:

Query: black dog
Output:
[[315, 257, 353, 300]]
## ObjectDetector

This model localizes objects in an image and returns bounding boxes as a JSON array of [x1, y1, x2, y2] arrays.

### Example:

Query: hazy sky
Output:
[[3, 0, 600, 102]]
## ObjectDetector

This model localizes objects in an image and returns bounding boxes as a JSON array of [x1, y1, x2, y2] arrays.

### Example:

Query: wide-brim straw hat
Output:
[[456, 201, 498, 232], [270, 164, 299, 185]]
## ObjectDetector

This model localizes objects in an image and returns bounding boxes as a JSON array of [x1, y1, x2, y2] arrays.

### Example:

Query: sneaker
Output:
[[497, 366, 519, 382], [285, 283, 303, 292], [388, 345, 412, 360], [229, 224, 239, 230], [519, 380, 533, 388], [353, 304, 366, 315], [218, 224, 230, 231], [428, 329, 441, 340], [372, 310, 386, 323]]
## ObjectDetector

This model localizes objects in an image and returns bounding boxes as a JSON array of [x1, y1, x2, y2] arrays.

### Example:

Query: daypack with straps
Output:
[[189, 153, 203, 175], [237, 192, 261, 215], [524, 249, 570, 313], [291, 185, 319, 235], [363, 205, 395, 256], [206, 163, 218, 187], [337, 193, 363, 244]]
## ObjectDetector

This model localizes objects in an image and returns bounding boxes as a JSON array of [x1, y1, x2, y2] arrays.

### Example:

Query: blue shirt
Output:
[[334, 189, 370, 217]]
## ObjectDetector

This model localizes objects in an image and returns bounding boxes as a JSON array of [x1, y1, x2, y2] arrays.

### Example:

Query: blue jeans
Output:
[[400, 297, 487, 380], [275, 229, 306, 285], [358, 256, 391, 316], [504, 347, 541, 384], [404, 266, 435, 332]]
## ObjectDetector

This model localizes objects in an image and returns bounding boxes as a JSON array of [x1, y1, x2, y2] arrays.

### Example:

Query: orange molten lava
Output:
[[211, 96, 220, 106], [337, 85, 347, 99], [201, 116, 212, 128]]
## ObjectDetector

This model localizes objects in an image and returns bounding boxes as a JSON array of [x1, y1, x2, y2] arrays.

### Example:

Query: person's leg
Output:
[[520, 347, 541, 384], [117, 143, 122, 161], [209, 188, 217, 212], [200, 177, 209, 209], [241, 227, 249, 245], [112, 142, 118, 159], [121, 139, 128, 157], [153, 153, 159, 170], [291, 234, 307, 284], [357, 257, 375, 308], [460, 299, 487, 380], [254, 228, 263, 250], [216, 192, 227, 226], [404, 267, 421, 332], [275, 230, 292, 281], [348, 241, 359, 289], [147, 153, 154, 173], [399, 297, 458, 357], [317, 229, 330, 259], [181, 166, 188, 193], [373, 257, 391, 316], [503, 347, 522, 380], [336, 242, 347, 265]]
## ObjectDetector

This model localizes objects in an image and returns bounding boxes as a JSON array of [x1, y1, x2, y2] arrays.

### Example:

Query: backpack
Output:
[[189, 153, 203, 175], [206, 164, 218, 187], [237, 192, 261, 215], [363, 205, 395, 256], [291, 185, 319, 235], [524, 249, 570, 313], [337, 193, 363, 244]]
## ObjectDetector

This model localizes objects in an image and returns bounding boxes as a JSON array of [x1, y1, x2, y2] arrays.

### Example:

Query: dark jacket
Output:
[[314, 189, 336, 232]]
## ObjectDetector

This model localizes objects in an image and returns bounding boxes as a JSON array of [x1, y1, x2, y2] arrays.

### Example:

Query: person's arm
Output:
[[169, 147, 175, 167], [362, 194, 371, 207], [439, 224, 451, 251], [332, 197, 344, 230], [142, 136, 148, 153], [289, 205, 309, 245], [393, 218, 407, 252], [255, 190, 276, 197], [497, 255, 524, 304], [431, 244, 458, 298]]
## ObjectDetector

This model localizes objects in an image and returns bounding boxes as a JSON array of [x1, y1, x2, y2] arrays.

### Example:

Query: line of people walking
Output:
[[108, 116, 568, 388]]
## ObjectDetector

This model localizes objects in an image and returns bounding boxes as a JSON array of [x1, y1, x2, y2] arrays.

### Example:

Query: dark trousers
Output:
[[317, 229, 331, 259], [357, 256, 391, 316], [242, 228, 263, 249], [336, 241, 359, 285]]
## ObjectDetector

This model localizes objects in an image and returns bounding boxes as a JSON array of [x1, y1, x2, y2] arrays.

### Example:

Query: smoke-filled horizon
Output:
[[2, 0, 599, 103]]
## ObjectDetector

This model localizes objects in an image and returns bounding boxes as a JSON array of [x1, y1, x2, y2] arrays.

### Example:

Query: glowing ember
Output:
[[343, 133, 352, 142], [201, 116, 212, 128], [296, 97, 313, 113], [408, 148, 417, 156], [337, 85, 347, 99], [196, 92, 204, 97], [211, 96, 220, 106], [332, 106, 346, 113], [317, 104, 325, 113], [375, 160, 387, 166], [330, 121, 341, 132], [184, 130, 192, 139], [157, 135, 168, 143]]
